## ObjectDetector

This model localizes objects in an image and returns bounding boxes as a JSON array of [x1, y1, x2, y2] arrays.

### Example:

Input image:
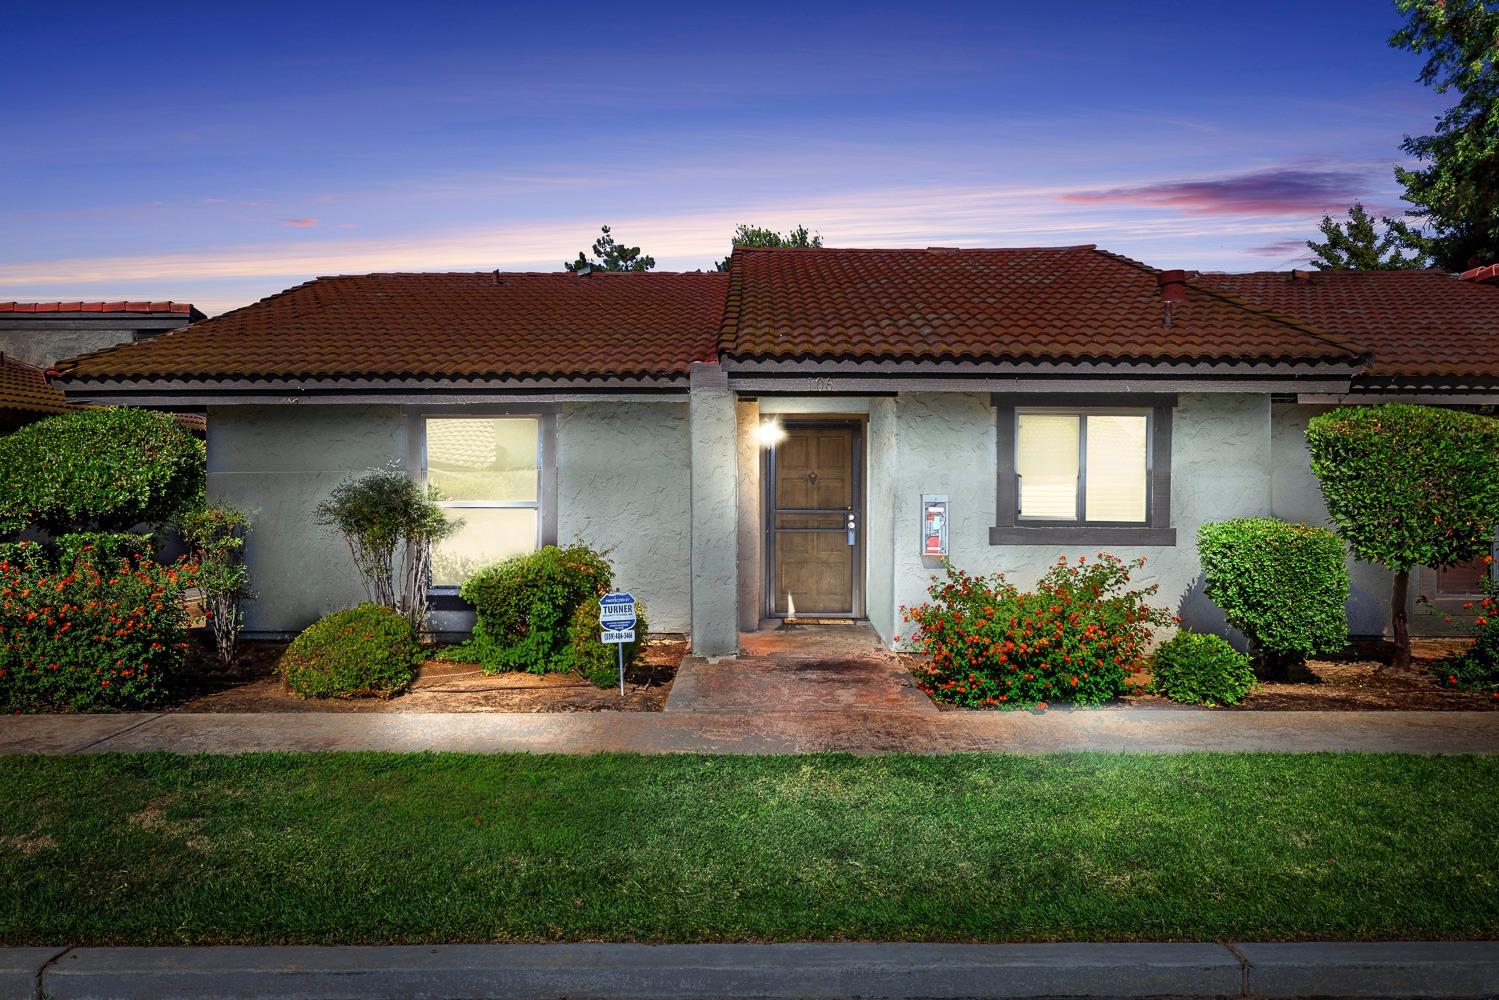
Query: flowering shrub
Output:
[[0, 538, 194, 712], [1433, 567, 1499, 698], [902, 554, 1173, 709]]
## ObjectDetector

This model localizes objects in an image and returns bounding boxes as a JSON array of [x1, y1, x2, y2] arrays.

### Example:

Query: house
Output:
[[0, 301, 205, 370], [49, 247, 1499, 653], [0, 353, 70, 433]]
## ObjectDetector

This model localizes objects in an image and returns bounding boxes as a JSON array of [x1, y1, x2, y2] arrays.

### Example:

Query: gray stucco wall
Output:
[[866, 397, 898, 643], [0, 326, 145, 370], [207, 404, 406, 635], [884, 392, 1275, 644], [557, 401, 692, 633]]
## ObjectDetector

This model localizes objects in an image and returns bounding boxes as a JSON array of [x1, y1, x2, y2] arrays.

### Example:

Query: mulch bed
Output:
[[169, 638, 684, 713], [903, 637, 1498, 712]]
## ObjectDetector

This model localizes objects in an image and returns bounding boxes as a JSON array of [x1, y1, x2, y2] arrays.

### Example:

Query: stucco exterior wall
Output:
[[884, 392, 1275, 643], [557, 401, 692, 633], [1270, 402, 1394, 636], [688, 365, 740, 655], [0, 327, 146, 370], [866, 397, 899, 643], [207, 404, 407, 635]]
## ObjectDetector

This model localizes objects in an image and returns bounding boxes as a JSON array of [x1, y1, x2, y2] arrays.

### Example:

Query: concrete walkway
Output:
[[7, 941, 1499, 999], [3, 623, 1497, 755], [4, 706, 1498, 756]]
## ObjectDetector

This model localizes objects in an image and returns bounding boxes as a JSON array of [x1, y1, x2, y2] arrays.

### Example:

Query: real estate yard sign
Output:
[[599, 593, 636, 694]]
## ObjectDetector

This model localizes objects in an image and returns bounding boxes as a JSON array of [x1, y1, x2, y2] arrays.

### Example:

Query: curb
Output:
[[4, 940, 1497, 999]]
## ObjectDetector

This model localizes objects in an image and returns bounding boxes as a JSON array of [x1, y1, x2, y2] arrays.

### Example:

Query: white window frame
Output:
[[408, 407, 558, 595]]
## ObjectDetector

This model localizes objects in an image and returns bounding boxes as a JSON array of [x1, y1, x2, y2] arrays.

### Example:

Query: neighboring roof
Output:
[[1192, 269, 1499, 384], [0, 301, 204, 320], [719, 245, 1363, 366], [53, 272, 729, 383], [0, 353, 69, 416]]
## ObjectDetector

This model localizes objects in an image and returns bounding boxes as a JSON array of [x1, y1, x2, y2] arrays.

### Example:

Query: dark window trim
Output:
[[990, 393, 1176, 546]]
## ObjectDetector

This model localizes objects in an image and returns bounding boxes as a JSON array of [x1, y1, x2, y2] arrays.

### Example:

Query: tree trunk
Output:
[[1390, 568, 1412, 672]]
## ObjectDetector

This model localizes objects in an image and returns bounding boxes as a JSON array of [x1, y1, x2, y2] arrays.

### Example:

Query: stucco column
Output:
[[735, 399, 762, 632], [688, 363, 740, 655]]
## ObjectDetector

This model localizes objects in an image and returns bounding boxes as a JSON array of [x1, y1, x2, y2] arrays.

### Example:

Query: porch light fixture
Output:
[[755, 419, 787, 448]]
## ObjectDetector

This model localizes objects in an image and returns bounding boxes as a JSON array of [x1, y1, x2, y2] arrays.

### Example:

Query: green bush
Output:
[[0, 539, 194, 711], [566, 597, 650, 688], [55, 531, 154, 566], [1306, 404, 1499, 669], [0, 408, 205, 536], [1198, 518, 1349, 675], [1150, 631, 1256, 706], [280, 603, 419, 699], [458, 543, 613, 674], [903, 554, 1173, 709]]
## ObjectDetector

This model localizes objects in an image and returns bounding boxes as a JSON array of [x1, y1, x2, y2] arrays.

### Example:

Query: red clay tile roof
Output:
[[0, 354, 68, 416], [1192, 269, 1499, 383], [1, 301, 203, 319], [719, 246, 1362, 366], [53, 272, 729, 382]]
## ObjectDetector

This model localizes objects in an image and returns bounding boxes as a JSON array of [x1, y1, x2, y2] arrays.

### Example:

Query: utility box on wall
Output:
[[921, 494, 948, 557]]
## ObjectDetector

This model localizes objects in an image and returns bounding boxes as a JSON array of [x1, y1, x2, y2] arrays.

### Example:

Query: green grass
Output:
[[2, 752, 1496, 945]]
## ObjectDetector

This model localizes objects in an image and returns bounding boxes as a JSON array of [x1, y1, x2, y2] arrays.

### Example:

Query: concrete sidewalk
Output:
[[2, 706, 1498, 755], [7, 941, 1499, 999]]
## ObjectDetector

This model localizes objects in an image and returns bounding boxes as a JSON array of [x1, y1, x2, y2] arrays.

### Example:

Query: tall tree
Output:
[[1389, 0, 1499, 270], [564, 226, 655, 272], [1306, 202, 1429, 269], [715, 224, 823, 270]]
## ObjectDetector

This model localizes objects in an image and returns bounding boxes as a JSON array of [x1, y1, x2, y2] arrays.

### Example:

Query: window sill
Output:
[[426, 589, 472, 612], [989, 525, 1177, 546]]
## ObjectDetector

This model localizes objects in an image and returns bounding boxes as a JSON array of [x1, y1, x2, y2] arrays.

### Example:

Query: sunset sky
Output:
[[1, 1, 1446, 315]]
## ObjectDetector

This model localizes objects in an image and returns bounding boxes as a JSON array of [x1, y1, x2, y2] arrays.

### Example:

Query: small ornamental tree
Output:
[[314, 467, 454, 634], [1306, 404, 1499, 670], [177, 503, 253, 666], [0, 408, 205, 537]]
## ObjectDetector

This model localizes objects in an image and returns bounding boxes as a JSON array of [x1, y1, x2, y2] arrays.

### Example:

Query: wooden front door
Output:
[[769, 423, 861, 617]]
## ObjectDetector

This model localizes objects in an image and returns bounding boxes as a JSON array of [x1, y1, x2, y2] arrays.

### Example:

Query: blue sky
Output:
[[0, 1, 1445, 314]]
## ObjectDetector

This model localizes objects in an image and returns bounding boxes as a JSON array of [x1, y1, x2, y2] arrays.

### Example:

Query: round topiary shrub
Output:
[[1197, 518, 1349, 677], [0, 407, 205, 536], [1150, 631, 1256, 706], [281, 603, 419, 699], [566, 596, 650, 688]]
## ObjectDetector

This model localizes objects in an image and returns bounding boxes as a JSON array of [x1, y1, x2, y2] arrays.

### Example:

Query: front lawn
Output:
[[2, 752, 1496, 944]]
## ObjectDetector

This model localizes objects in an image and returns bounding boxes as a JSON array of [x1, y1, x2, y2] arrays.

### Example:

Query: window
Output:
[[423, 416, 542, 587], [1017, 411, 1149, 523], [992, 395, 1175, 545]]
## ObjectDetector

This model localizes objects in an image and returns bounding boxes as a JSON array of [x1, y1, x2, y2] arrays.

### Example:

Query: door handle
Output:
[[846, 513, 856, 545]]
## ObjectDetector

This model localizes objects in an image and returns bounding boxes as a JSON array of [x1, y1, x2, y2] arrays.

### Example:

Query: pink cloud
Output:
[[282, 218, 319, 228], [1063, 168, 1369, 217], [1246, 238, 1312, 257]]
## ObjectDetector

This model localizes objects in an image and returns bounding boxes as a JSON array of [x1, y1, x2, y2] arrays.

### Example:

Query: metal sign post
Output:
[[598, 592, 637, 696]]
